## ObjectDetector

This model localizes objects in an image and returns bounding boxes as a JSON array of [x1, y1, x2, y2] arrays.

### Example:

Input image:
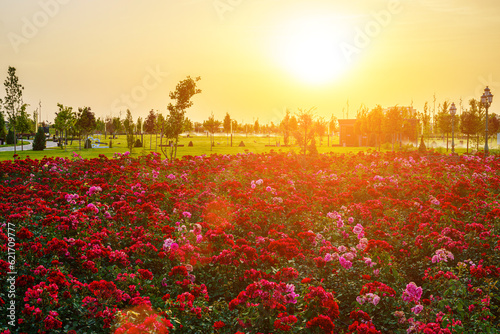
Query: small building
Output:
[[338, 119, 358, 147]]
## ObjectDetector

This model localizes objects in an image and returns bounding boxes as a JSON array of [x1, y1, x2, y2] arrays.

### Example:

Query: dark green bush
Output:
[[32, 127, 46, 151]]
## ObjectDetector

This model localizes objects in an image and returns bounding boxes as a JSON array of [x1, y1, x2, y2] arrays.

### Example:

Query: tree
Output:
[[105, 116, 115, 139], [460, 99, 484, 152], [123, 109, 135, 152], [254, 119, 260, 134], [223, 112, 231, 135], [32, 126, 46, 151], [75, 107, 96, 149], [314, 117, 328, 145], [354, 106, 369, 146], [488, 113, 500, 142], [144, 110, 157, 150], [15, 104, 30, 151], [280, 109, 292, 146], [156, 112, 166, 152], [135, 117, 142, 134], [293, 108, 316, 155], [3, 66, 25, 155], [418, 135, 426, 153], [162, 76, 201, 161], [367, 106, 384, 150], [419, 102, 432, 145], [203, 112, 221, 151], [436, 101, 452, 152], [183, 117, 193, 133], [384, 106, 404, 151], [0, 111, 6, 144], [54, 104, 73, 151], [96, 117, 105, 135], [113, 117, 123, 136]]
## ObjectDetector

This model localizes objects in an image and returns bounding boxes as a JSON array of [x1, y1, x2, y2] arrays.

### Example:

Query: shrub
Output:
[[6, 129, 16, 145], [32, 127, 46, 151], [418, 136, 426, 153], [134, 139, 142, 147]]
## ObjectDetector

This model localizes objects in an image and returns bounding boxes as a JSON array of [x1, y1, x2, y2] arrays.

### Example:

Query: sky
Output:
[[0, 0, 499, 125]]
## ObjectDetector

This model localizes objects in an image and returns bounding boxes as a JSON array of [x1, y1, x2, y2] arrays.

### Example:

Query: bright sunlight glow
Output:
[[275, 16, 350, 85]]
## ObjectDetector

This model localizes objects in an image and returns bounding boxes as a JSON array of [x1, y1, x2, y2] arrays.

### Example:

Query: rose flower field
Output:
[[1, 151, 499, 333]]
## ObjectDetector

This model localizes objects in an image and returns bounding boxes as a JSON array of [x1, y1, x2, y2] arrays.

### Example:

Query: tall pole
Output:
[[482, 87, 493, 155], [451, 114, 455, 154], [485, 104, 489, 154]]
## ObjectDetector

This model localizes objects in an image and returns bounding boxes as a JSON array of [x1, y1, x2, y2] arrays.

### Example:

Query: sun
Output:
[[273, 16, 350, 85]]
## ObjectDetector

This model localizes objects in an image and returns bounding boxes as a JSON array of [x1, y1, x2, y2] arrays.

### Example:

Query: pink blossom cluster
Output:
[[431, 248, 454, 263]]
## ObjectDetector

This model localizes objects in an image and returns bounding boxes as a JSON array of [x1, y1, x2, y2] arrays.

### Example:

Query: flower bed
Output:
[[1, 151, 499, 333]]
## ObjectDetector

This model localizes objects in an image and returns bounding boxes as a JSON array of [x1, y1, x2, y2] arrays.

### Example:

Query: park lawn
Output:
[[3, 132, 488, 161], [0, 134, 391, 161]]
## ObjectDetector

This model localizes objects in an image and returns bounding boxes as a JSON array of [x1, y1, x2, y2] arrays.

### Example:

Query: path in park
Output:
[[0, 139, 59, 152]]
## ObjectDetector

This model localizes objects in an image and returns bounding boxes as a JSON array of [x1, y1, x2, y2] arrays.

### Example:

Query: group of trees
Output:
[[352, 105, 418, 151], [4, 65, 498, 157], [350, 100, 500, 153], [424, 99, 499, 153], [0, 66, 32, 153]]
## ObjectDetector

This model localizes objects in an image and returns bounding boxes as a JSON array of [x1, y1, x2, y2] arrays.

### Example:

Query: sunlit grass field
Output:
[[0, 133, 376, 161], [0, 133, 496, 161]]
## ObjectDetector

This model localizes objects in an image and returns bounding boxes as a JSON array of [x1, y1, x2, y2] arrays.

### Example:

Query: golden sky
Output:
[[1, 0, 499, 124]]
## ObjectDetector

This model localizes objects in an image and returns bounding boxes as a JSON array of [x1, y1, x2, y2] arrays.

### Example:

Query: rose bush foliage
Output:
[[0, 151, 499, 333]]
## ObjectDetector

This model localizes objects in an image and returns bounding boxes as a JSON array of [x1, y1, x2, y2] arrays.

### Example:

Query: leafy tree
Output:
[[136, 117, 143, 135], [123, 109, 135, 152], [293, 108, 316, 155], [96, 117, 105, 135], [54, 104, 73, 150], [314, 117, 328, 145], [144, 110, 157, 150], [75, 107, 96, 149], [254, 119, 260, 134], [0, 111, 6, 144], [32, 126, 46, 151], [156, 113, 166, 132], [203, 112, 221, 151], [183, 117, 193, 133], [15, 104, 30, 151], [419, 102, 432, 145], [6, 128, 15, 145], [436, 101, 452, 152], [417, 135, 426, 153], [383, 106, 404, 151], [105, 116, 115, 139], [367, 106, 384, 150], [113, 117, 123, 136], [3, 66, 24, 155], [280, 109, 292, 146], [354, 106, 369, 146], [460, 99, 484, 151], [163, 76, 201, 161], [488, 113, 500, 142], [223, 112, 231, 135]]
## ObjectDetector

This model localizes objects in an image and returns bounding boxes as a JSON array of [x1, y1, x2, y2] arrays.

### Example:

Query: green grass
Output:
[[0, 134, 384, 161], [3, 133, 496, 161]]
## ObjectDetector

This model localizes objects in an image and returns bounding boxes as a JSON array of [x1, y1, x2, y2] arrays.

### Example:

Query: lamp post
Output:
[[481, 86, 494, 154], [449, 102, 456, 154]]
